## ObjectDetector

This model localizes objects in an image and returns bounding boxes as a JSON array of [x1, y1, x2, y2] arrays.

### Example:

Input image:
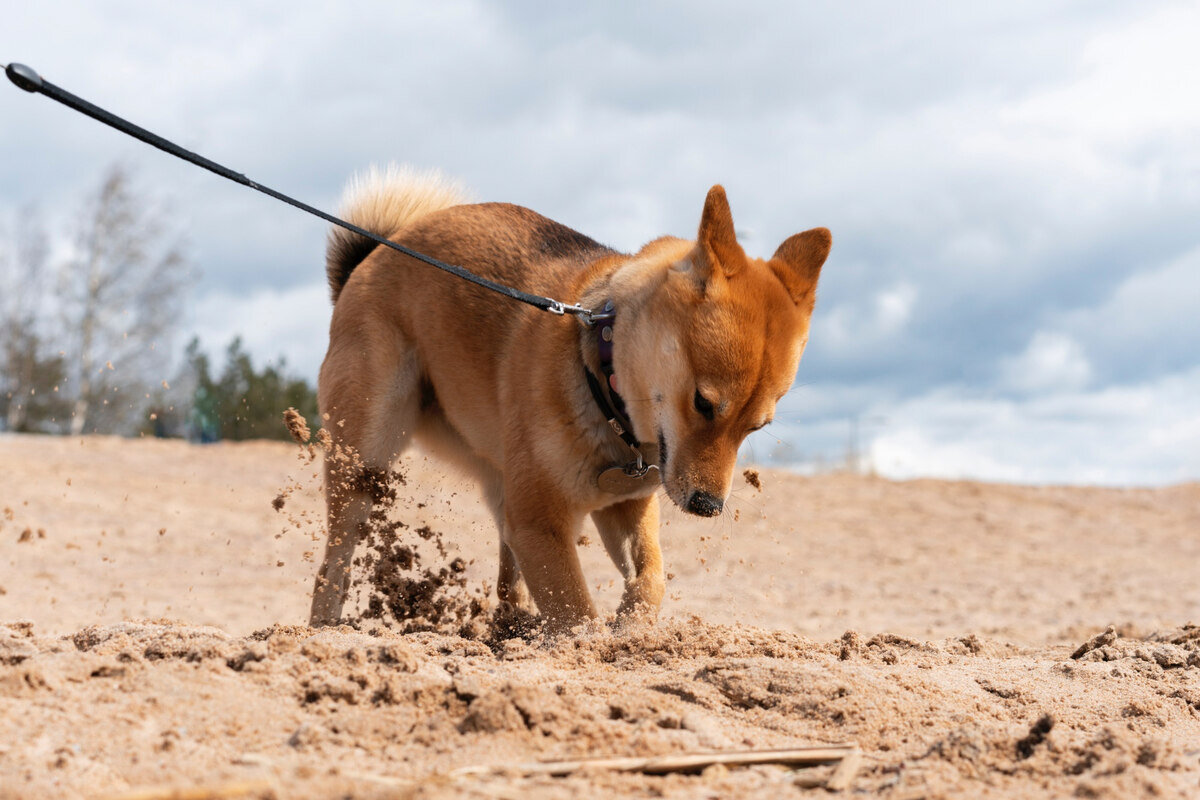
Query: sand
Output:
[[1, 433, 1198, 798]]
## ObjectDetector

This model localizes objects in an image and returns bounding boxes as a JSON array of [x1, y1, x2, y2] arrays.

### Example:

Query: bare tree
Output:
[[58, 164, 191, 435], [0, 206, 70, 432]]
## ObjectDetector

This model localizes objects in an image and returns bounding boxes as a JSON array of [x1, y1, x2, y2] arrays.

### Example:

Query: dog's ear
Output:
[[769, 227, 831, 307], [695, 185, 746, 279]]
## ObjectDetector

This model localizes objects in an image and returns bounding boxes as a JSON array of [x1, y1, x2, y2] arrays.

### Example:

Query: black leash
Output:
[[4, 62, 602, 321]]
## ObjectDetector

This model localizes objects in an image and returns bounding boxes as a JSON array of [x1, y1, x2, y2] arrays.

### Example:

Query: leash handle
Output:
[[5, 62, 598, 320]]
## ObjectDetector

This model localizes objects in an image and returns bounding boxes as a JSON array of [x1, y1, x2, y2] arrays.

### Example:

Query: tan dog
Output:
[[310, 167, 831, 631]]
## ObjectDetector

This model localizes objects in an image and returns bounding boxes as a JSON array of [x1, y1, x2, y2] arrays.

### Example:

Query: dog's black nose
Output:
[[686, 491, 723, 517]]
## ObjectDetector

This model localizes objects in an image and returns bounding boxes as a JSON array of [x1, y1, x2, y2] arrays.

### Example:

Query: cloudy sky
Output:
[[3, 1, 1198, 485]]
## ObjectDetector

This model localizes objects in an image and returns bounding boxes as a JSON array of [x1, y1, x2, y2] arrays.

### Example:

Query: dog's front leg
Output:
[[592, 495, 665, 621], [504, 500, 597, 632]]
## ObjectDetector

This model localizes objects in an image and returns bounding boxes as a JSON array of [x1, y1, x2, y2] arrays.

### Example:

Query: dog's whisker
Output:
[[727, 489, 765, 516]]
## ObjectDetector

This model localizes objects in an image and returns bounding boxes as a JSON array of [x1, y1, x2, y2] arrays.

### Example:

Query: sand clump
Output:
[[349, 475, 493, 639], [275, 409, 496, 640], [1070, 623, 1200, 669], [742, 469, 762, 491], [283, 407, 312, 446]]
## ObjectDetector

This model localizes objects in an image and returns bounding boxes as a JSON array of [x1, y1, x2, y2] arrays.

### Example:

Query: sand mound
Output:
[[2, 618, 1199, 798]]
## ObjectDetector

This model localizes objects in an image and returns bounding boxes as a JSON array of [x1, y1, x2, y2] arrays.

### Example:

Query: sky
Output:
[[2, 1, 1198, 485]]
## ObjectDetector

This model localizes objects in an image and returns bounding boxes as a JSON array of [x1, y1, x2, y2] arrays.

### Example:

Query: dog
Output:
[[310, 166, 830, 631]]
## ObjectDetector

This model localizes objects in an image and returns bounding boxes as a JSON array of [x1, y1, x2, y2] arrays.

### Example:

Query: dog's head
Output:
[[615, 185, 830, 516]]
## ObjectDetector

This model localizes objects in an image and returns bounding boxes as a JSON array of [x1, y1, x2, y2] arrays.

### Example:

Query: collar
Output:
[[582, 300, 646, 462]]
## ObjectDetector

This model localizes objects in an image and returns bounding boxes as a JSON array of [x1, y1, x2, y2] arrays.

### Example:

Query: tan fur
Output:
[[310, 173, 830, 632], [326, 165, 471, 302]]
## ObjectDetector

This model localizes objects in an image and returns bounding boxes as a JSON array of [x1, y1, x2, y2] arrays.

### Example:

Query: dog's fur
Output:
[[310, 166, 831, 631]]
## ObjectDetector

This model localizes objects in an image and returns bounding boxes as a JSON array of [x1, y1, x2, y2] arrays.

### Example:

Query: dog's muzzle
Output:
[[685, 490, 724, 517]]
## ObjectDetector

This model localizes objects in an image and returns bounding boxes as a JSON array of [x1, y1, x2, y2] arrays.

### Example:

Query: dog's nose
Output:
[[686, 491, 724, 517]]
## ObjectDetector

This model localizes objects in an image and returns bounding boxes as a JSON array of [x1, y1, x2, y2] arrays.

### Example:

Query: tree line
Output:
[[0, 164, 318, 442]]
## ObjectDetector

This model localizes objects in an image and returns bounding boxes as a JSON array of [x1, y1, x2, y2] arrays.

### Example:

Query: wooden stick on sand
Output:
[[451, 743, 861, 784]]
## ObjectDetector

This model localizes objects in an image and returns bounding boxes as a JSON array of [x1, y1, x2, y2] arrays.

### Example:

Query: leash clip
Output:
[[550, 301, 599, 319], [551, 300, 615, 327], [582, 300, 616, 328]]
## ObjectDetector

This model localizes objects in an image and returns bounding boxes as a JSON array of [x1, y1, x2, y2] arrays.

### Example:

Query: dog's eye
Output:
[[693, 390, 715, 421]]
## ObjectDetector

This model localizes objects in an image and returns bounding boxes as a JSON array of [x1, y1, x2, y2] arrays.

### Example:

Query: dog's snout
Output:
[[686, 490, 724, 517]]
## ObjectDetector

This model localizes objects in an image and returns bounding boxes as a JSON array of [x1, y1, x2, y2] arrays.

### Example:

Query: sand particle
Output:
[[283, 408, 311, 445], [742, 469, 762, 491]]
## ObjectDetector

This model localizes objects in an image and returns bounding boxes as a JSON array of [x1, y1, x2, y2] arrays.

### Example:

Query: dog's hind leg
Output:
[[592, 495, 664, 621], [478, 475, 533, 611], [310, 325, 421, 627], [497, 542, 529, 608]]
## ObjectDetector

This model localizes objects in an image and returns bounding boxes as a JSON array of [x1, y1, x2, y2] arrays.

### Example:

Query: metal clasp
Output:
[[585, 299, 616, 328], [550, 301, 605, 321]]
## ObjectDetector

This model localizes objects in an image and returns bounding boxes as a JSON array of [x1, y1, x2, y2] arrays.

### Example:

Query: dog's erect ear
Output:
[[769, 227, 832, 307], [695, 185, 746, 279]]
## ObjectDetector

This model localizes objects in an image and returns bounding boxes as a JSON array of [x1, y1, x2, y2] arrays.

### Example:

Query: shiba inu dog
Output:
[[310, 167, 831, 631]]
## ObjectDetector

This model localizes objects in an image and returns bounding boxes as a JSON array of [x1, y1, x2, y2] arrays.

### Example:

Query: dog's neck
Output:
[[579, 301, 659, 469]]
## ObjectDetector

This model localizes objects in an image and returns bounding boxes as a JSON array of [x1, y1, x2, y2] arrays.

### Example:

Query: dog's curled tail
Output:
[[326, 164, 471, 303]]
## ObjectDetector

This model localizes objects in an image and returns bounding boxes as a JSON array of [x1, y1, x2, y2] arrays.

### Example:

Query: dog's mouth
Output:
[[653, 430, 726, 518], [656, 429, 689, 513]]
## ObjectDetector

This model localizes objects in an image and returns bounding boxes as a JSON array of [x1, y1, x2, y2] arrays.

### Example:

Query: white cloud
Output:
[[1058, 244, 1200, 382], [1007, 3, 1200, 146], [868, 366, 1200, 486], [999, 331, 1092, 395], [188, 282, 331, 379], [875, 283, 918, 332], [815, 282, 918, 358]]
